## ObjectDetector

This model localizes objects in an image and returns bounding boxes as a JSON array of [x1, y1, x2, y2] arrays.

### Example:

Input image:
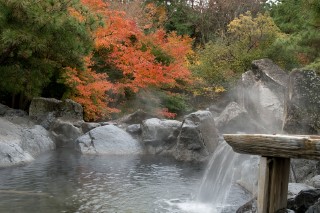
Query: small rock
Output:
[[307, 175, 320, 188], [81, 122, 101, 133], [118, 110, 154, 124], [51, 119, 82, 148], [288, 183, 315, 199], [287, 189, 320, 212], [126, 124, 141, 135], [236, 198, 257, 213], [306, 200, 320, 213]]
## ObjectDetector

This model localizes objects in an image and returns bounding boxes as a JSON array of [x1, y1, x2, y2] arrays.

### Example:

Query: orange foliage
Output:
[[157, 108, 177, 119], [94, 15, 193, 90], [64, 57, 120, 121], [81, 0, 108, 14], [142, 3, 167, 30], [296, 52, 311, 65], [68, 7, 85, 22], [65, 0, 193, 120], [147, 30, 194, 85]]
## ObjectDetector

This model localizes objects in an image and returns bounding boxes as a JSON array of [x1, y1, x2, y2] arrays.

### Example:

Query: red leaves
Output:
[[157, 108, 177, 119], [90, 0, 193, 90], [65, 0, 193, 120], [64, 58, 120, 121]]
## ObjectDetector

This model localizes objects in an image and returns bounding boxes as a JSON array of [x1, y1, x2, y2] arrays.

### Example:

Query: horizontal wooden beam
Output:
[[223, 134, 320, 160]]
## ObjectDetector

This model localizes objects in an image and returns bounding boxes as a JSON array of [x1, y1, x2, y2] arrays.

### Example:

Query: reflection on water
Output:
[[0, 150, 205, 213]]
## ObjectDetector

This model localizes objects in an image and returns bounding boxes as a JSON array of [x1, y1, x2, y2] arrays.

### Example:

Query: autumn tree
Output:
[[62, 57, 120, 121], [63, 0, 194, 120], [192, 12, 282, 88], [0, 0, 97, 109]]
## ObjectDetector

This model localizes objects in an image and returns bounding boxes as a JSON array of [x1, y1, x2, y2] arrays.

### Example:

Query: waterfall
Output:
[[197, 140, 259, 212]]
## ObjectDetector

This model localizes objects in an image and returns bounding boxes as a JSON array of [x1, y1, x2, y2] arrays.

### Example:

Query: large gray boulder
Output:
[[237, 59, 288, 133], [76, 125, 142, 155], [0, 117, 55, 167], [51, 119, 82, 148], [283, 69, 320, 134], [29, 97, 83, 128], [282, 70, 320, 186], [251, 58, 288, 90], [29, 97, 85, 147], [140, 113, 220, 162], [174, 110, 220, 161], [215, 102, 265, 134], [141, 118, 182, 155]]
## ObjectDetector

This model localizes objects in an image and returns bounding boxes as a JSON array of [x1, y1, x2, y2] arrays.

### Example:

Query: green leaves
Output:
[[0, 0, 96, 106], [269, 0, 320, 72], [192, 12, 281, 88]]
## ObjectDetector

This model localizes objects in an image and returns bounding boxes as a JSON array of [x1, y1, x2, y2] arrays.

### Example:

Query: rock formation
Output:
[[283, 69, 320, 134], [76, 124, 142, 155], [0, 105, 55, 167]]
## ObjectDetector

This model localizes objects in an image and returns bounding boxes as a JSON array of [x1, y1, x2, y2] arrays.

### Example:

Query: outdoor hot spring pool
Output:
[[0, 148, 252, 213]]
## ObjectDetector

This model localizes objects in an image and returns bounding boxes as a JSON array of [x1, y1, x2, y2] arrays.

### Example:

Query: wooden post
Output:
[[258, 157, 290, 213], [258, 157, 269, 213], [223, 134, 320, 213]]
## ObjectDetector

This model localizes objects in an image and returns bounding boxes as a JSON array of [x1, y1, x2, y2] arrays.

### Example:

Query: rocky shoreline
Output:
[[0, 59, 319, 212]]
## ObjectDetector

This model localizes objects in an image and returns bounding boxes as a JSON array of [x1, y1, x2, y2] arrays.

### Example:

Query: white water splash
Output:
[[195, 140, 258, 213]]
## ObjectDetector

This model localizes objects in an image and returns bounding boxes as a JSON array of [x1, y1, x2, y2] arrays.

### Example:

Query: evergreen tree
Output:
[[269, 0, 320, 73], [0, 0, 97, 108]]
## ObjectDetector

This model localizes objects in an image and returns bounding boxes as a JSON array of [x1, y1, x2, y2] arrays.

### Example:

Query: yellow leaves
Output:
[[192, 85, 226, 96], [68, 7, 85, 22], [143, 3, 167, 30], [227, 11, 282, 51], [214, 86, 226, 93]]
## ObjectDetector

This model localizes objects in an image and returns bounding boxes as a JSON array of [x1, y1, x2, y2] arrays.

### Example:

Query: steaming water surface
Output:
[[0, 148, 252, 213]]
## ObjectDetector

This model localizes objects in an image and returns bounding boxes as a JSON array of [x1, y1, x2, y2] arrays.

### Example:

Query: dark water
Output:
[[0, 150, 206, 213]]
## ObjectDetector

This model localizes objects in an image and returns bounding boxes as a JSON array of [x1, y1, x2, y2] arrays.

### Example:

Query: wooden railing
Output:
[[223, 134, 320, 213]]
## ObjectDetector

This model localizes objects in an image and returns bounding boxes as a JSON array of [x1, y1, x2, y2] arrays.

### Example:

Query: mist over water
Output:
[[0, 149, 206, 213], [0, 143, 258, 213], [192, 141, 258, 213]]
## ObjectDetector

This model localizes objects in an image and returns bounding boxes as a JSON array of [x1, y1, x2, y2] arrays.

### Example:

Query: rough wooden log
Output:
[[224, 134, 319, 212], [223, 134, 320, 160]]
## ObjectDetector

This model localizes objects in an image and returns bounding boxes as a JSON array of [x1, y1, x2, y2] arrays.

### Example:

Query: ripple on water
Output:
[[156, 199, 216, 213], [0, 149, 252, 213]]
